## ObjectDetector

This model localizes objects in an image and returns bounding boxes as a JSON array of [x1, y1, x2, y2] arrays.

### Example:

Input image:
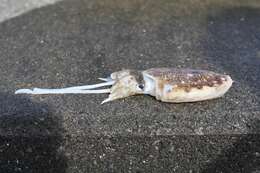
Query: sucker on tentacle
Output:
[[15, 68, 233, 104]]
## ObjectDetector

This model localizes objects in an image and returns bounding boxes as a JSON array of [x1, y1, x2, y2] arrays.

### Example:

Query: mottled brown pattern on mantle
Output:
[[145, 68, 227, 92]]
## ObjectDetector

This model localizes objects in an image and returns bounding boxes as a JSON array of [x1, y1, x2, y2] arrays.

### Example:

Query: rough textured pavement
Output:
[[0, 0, 260, 172], [0, 0, 61, 23]]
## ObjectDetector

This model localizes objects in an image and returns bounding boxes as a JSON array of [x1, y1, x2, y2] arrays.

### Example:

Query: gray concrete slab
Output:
[[0, 0, 259, 172], [0, 0, 62, 22]]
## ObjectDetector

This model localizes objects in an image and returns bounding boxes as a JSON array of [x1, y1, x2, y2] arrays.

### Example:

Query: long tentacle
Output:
[[59, 80, 114, 90], [15, 80, 114, 94], [15, 88, 110, 94]]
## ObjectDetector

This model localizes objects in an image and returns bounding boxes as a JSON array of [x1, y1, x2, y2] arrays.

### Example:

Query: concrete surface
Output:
[[0, 0, 259, 172], [0, 0, 62, 23]]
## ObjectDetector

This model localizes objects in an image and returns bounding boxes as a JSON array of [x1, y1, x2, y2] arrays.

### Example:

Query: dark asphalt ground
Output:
[[0, 0, 260, 172]]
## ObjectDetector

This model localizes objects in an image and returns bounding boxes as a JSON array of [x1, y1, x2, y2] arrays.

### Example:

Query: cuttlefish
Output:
[[15, 68, 233, 104]]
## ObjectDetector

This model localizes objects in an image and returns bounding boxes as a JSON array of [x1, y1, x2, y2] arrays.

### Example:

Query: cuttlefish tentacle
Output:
[[15, 68, 233, 104], [15, 88, 111, 94], [59, 80, 115, 90], [15, 81, 114, 94]]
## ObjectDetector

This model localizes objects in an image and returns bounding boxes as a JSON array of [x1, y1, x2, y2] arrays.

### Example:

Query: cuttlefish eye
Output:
[[138, 84, 144, 90]]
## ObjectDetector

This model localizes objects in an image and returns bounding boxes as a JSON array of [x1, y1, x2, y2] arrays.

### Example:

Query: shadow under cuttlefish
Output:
[[0, 92, 67, 173]]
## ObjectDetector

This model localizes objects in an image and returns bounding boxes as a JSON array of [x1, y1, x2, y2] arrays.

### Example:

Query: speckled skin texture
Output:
[[0, 0, 260, 172], [144, 68, 232, 102], [145, 68, 227, 90]]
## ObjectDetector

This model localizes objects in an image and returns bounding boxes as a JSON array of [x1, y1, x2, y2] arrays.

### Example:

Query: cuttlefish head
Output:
[[101, 70, 145, 104]]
